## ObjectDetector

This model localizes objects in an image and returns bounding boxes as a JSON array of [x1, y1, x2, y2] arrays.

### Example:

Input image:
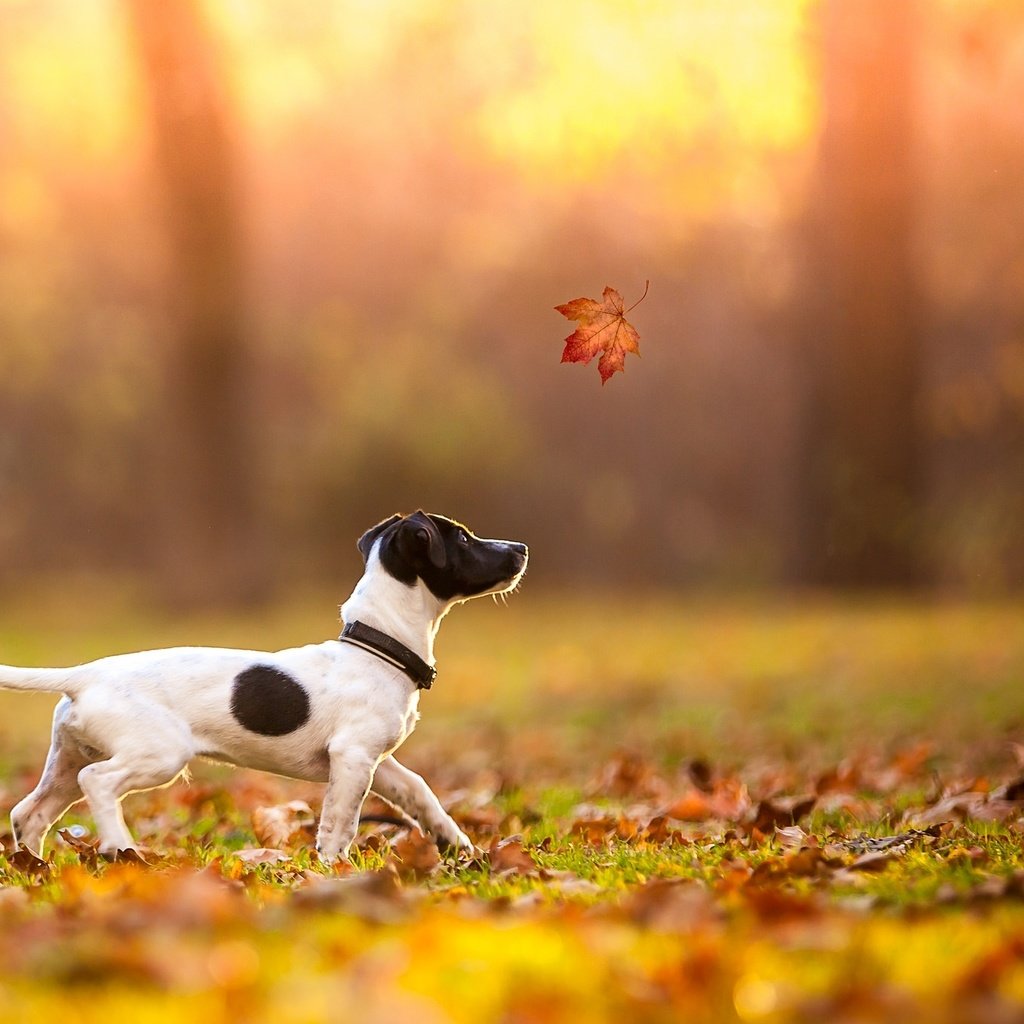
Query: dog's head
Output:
[[357, 511, 527, 602]]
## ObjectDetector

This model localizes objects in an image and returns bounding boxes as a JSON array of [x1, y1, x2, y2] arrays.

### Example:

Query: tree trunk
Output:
[[796, 0, 925, 587], [126, 0, 261, 604]]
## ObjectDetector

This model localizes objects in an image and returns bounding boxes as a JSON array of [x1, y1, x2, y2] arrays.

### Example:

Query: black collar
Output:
[[339, 620, 436, 690]]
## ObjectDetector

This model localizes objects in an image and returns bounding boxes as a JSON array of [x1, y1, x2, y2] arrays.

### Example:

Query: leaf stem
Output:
[[625, 280, 650, 314]]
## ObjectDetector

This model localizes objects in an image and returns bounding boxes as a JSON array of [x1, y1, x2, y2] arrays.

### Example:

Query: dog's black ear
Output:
[[357, 514, 402, 563], [397, 510, 447, 569]]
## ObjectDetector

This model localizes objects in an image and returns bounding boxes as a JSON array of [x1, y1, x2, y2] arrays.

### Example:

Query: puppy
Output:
[[0, 511, 527, 861]]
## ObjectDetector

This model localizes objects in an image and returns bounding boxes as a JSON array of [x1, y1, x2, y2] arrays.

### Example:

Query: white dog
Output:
[[0, 512, 528, 861]]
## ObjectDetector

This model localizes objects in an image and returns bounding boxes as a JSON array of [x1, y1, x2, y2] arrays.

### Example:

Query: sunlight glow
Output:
[[471, 0, 815, 182], [0, 0, 818, 222]]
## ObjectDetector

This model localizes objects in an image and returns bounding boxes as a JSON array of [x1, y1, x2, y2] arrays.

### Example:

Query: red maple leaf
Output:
[[555, 281, 647, 384]]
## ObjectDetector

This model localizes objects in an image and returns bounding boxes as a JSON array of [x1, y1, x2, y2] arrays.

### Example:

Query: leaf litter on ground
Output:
[[0, 601, 1023, 1021]]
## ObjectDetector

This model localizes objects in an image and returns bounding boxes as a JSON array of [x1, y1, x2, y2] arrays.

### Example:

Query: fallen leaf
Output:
[[643, 815, 690, 844], [233, 847, 291, 865], [775, 825, 810, 850], [295, 866, 408, 922], [748, 796, 816, 835], [840, 824, 945, 856], [57, 828, 101, 862], [454, 806, 503, 838], [815, 762, 862, 795], [784, 846, 838, 876], [665, 777, 751, 823], [847, 852, 894, 873], [946, 845, 988, 865], [622, 878, 717, 931], [252, 800, 314, 849], [555, 282, 646, 384], [112, 847, 150, 865], [537, 869, 602, 896], [742, 886, 826, 921], [688, 759, 714, 793], [664, 791, 715, 822], [870, 742, 934, 792], [570, 816, 617, 845], [5, 848, 49, 876], [487, 836, 537, 876], [592, 750, 667, 799], [749, 847, 838, 883], [390, 829, 440, 879]]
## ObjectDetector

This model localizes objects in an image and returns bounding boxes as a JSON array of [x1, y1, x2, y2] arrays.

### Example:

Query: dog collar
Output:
[[338, 621, 436, 690]]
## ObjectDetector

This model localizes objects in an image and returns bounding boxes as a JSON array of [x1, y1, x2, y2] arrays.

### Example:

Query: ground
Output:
[[0, 589, 1022, 1023]]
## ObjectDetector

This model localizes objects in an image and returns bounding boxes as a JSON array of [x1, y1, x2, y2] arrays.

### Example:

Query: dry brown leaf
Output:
[[870, 743, 934, 792], [749, 847, 838, 884], [815, 762, 863, 795], [390, 829, 441, 879], [570, 816, 618, 846], [775, 825, 809, 850], [847, 852, 894, 873], [251, 800, 314, 849], [593, 750, 667, 800], [664, 791, 715, 822], [742, 886, 826, 922], [623, 878, 717, 931], [748, 796, 816, 836], [687, 758, 714, 792], [233, 848, 291, 865], [57, 828, 102, 862], [946, 845, 989, 866], [487, 836, 537, 876], [906, 787, 1020, 825], [295, 866, 407, 922], [536, 869, 602, 896], [644, 815, 690, 844], [665, 777, 751, 822], [6, 848, 50, 875]]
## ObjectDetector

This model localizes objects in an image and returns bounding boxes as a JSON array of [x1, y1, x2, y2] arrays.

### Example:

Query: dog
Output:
[[0, 511, 528, 861]]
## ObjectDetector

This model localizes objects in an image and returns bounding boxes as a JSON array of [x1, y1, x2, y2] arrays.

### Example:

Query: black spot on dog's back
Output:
[[230, 665, 310, 736]]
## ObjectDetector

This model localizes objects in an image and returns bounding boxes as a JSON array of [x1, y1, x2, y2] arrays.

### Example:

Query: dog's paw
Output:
[[314, 841, 351, 867], [435, 828, 476, 860]]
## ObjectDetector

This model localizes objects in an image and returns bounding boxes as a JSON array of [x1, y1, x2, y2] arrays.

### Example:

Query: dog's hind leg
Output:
[[77, 748, 191, 855], [11, 700, 91, 856], [72, 705, 192, 855]]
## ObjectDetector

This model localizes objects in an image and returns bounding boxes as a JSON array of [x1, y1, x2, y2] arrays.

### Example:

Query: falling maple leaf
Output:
[[555, 281, 647, 384]]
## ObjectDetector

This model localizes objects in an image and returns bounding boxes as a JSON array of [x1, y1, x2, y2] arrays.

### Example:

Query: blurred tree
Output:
[[797, 0, 925, 586], [125, 0, 261, 603]]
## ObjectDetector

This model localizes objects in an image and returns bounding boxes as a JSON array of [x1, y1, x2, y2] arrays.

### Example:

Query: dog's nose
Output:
[[511, 542, 528, 560]]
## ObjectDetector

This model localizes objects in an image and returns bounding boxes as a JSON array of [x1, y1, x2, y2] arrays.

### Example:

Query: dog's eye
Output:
[[458, 531, 469, 545]]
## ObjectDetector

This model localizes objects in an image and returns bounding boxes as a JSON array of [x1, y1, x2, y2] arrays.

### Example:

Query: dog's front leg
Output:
[[371, 755, 474, 854], [316, 741, 379, 864]]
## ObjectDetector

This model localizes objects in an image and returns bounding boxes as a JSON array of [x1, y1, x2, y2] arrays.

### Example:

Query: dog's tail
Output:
[[0, 665, 82, 695]]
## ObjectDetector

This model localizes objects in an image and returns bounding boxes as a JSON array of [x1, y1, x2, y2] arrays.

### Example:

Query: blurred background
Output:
[[1, 0, 1022, 606]]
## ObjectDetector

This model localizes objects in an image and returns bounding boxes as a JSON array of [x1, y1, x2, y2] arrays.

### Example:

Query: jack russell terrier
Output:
[[0, 511, 528, 862]]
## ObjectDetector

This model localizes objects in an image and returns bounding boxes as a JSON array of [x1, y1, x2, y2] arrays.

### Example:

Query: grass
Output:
[[0, 588, 1022, 1021]]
